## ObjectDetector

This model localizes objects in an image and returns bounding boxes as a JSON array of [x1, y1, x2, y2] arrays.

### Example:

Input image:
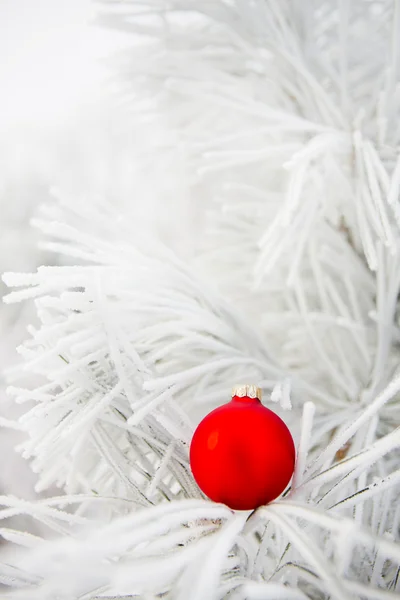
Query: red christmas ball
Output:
[[190, 386, 295, 510]]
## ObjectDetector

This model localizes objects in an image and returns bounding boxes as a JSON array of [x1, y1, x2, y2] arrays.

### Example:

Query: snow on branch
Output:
[[1, 0, 400, 598]]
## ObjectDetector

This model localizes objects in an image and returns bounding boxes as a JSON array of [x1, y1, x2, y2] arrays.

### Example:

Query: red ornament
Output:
[[190, 385, 295, 510]]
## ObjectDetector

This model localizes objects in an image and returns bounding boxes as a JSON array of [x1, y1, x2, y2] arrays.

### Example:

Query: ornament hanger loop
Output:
[[232, 384, 262, 400]]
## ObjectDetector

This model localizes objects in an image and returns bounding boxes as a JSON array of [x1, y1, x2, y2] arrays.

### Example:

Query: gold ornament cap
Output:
[[232, 384, 262, 400]]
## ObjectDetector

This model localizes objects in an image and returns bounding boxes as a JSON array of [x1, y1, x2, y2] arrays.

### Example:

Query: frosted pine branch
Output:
[[1, 0, 400, 598], [1, 193, 399, 598], [2, 194, 287, 499]]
